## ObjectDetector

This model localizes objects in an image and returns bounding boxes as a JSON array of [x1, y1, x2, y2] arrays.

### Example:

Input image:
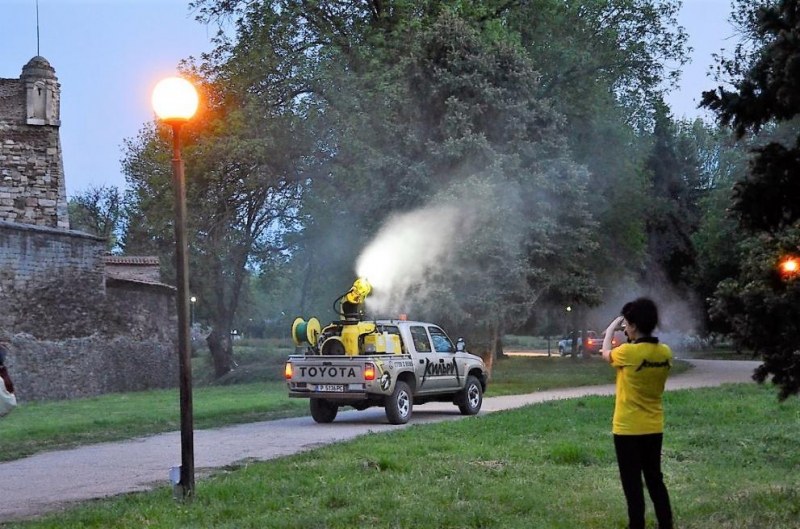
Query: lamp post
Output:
[[190, 296, 197, 326], [152, 76, 199, 499]]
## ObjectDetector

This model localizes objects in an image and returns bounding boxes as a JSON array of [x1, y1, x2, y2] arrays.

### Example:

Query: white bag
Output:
[[0, 385, 16, 417]]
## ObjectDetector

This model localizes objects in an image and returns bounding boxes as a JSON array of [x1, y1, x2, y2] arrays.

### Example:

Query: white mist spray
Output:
[[355, 204, 474, 317]]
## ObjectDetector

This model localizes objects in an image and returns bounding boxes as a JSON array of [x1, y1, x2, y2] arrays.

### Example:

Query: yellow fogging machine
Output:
[[291, 277, 402, 356]]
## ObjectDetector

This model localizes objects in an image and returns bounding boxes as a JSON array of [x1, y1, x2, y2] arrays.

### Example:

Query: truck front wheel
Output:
[[457, 375, 483, 415], [310, 398, 338, 423], [385, 380, 412, 425]]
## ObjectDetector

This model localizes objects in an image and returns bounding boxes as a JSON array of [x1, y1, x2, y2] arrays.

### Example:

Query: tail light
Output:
[[284, 362, 293, 380], [364, 363, 376, 381]]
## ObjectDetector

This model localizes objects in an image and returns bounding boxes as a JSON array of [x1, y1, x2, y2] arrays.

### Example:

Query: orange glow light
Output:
[[780, 257, 800, 279], [364, 363, 376, 381], [284, 362, 293, 380]]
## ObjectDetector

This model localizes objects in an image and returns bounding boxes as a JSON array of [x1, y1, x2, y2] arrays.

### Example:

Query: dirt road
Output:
[[0, 359, 760, 522]]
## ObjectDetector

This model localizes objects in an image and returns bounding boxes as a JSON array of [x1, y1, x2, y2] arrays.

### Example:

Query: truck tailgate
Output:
[[286, 356, 371, 399]]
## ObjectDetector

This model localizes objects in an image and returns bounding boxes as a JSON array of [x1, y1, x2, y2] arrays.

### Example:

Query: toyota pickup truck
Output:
[[285, 318, 488, 424]]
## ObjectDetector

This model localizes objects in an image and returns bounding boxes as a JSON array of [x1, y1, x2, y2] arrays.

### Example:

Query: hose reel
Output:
[[291, 317, 321, 347]]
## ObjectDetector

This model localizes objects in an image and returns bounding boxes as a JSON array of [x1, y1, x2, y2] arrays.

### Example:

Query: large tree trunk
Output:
[[482, 319, 502, 379], [207, 327, 234, 377]]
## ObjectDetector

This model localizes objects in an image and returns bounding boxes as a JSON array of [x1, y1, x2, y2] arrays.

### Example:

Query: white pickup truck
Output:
[[284, 319, 488, 424]]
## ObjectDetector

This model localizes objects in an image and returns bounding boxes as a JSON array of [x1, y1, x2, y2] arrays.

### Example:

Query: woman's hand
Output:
[[601, 316, 624, 361]]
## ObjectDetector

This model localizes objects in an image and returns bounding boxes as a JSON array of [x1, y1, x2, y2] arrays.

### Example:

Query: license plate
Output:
[[316, 384, 345, 392]]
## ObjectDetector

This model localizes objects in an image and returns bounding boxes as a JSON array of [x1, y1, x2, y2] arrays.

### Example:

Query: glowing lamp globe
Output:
[[152, 77, 198, 123]]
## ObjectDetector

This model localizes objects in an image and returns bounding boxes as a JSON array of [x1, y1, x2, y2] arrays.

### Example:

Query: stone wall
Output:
[[0, 279, 178, 401], [0, 57, 179, 402], [104, 279, 177, 343], [0, 221, 179, 400], [3, 334, 178, 402], [0, 220, 105, 295]]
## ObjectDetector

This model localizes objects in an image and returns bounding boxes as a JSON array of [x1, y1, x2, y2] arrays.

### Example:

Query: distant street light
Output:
[[779, 256, 799, 280], [152, 76, 199, 500], [190, 296, 197, 326]]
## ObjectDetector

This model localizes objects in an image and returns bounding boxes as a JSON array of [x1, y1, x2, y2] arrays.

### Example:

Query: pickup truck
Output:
[[285, 319, 488, 424]]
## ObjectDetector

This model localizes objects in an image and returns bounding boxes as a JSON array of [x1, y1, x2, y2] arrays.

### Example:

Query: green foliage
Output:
[[506, 0, 691, 302], [121, 60, 311, 376], [640, 102, 703, 288], [710, 223, 800, 399], [136, 0, 696, 369], [702, 0, 800, 397], [67, 185, 123, 252], [508, 0, 689, 119], [690, 123, 752, 332]]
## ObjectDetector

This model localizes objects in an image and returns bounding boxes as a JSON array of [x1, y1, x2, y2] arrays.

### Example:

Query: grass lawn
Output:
[[1, 354, 667, 462], [3, 383, 798, 529]]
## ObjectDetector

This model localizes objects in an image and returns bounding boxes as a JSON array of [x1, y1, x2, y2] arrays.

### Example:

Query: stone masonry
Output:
[[0, 56, 69, 229], [0, 57, 178, 402]]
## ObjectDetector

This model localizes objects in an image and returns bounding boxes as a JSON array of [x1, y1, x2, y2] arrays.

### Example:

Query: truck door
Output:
[[410, 325, 458, 392], [428, 326, 461, 391], [409, 325, 443, 392]]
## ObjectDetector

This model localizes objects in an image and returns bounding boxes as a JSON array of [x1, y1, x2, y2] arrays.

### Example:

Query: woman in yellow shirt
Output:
[[602, 298, 673, 529]]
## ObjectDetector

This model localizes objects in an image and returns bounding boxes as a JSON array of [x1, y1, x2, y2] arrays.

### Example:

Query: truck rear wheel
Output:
[[385, 380, 412, 425], [457, 375, 483, 415], [310, 398, 338, 423]]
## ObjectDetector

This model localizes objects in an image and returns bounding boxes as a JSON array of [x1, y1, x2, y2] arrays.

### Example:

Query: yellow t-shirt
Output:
[[610, 341, 672, 435]]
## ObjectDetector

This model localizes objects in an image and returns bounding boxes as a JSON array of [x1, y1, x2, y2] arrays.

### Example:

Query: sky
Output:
[[1, 0, 740, 198]]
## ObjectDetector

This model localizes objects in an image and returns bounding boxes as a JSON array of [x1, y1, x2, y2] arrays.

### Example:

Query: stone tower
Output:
[[0, 56, 69, 229]]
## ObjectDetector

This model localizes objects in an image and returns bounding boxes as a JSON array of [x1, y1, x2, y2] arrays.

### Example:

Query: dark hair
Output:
[[621, 297, 658, 336]]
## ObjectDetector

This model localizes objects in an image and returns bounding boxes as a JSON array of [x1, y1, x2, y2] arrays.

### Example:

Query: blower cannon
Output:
[[291, 277, 402, 356]]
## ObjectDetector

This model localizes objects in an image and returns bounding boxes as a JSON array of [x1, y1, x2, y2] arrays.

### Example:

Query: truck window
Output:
[[377, 325, 400, 335], [429, 327, 455, 353], [410, 326, 432, 352]]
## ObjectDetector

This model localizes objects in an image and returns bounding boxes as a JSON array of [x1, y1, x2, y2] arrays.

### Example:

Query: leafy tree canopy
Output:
[[68, 185, 123, 252], [702, 0, 800, 398]]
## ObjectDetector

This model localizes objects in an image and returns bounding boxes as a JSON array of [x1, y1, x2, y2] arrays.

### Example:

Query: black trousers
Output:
[[613, 433, 673, 529]]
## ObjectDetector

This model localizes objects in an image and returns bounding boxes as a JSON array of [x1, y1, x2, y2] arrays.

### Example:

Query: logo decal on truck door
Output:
[[421, 358, 461, 387]]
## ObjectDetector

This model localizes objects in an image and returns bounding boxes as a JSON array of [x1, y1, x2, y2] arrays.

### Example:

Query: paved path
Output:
[[0, 359, 760, 522]]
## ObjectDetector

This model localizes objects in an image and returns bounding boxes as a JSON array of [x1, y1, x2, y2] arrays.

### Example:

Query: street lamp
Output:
[[190, 296, 197, 326], [152, 76, 199, 499]]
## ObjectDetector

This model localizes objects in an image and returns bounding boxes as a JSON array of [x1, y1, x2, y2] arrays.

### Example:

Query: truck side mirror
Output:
[[456, 338, 466, 352]]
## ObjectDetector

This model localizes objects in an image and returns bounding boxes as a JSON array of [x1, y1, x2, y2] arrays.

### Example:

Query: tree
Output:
[[687, 121, 752, 334], [303, 9, 600, 362], [184, 0, 692, 361], [702, 0, 800, 398], [68, 185, 123, 252], [122, 78, 309, 377], [507, 0, 692, 301], [640, 102, 703, 289], [506, 0, 689, 122]]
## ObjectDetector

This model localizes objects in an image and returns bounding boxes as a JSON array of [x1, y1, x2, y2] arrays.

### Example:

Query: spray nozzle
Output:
[[345, 277, 372, 304]]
